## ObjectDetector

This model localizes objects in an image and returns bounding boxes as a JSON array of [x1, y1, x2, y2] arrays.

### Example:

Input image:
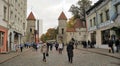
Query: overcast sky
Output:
[[27, 0, 98, 34]]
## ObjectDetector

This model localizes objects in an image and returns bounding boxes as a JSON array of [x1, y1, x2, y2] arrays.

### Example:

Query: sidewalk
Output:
[[0, 48, 31, 64], [77, 45, 120, 59]]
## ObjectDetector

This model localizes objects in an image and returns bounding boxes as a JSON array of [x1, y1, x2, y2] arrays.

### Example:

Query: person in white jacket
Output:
[[59, 43, 63, 54], [41, 43, 47, 62]]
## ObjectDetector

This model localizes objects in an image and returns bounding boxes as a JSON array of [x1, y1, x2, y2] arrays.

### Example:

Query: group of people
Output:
[[82, 40, 96, 48], [108, 38, 120, 53], [40, 39, 74, 63]]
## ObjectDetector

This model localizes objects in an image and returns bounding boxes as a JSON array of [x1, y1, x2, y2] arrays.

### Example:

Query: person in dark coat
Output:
[[46, 42, 49, 52], [50, 43, 53, 51], [55, 42, 59, 51], [20, 44, 23, 52], [88, 40, 90, 48], [115, 38, 120, 53], [108, 38, 114, 53], [67, 41, 74, 63]]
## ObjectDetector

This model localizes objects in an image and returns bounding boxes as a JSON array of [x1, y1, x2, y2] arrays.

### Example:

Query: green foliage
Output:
[[67, 16, 76, 28], [69, 0, 92, 20], [40, 28, 58, 42]]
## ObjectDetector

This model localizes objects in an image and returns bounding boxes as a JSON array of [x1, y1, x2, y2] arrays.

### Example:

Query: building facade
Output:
[[86, 0, 119, 48], [0, 0, 27, 53], [0, 0, 9, 53], [66, 18, 87, 44]]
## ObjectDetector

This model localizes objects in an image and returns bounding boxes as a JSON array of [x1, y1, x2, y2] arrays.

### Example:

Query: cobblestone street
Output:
[[0, 47, 120, 66]]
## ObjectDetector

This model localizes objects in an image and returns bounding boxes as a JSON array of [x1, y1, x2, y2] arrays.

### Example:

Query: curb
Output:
[[0, 48, 31, 64], [78, 48, 120, 60]]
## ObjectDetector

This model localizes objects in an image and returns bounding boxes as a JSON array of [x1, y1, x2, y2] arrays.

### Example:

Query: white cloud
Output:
[[27, 0, 98, 33]]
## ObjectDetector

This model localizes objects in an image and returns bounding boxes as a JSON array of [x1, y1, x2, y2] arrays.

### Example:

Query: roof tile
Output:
[[58, 11, 67, 20], [74, 18, 86, 28], [66, 28, 76, 32], [27, 12, 36, 20]]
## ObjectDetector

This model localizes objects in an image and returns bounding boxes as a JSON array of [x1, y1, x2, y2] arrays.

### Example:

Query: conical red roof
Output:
[[74, 18, 86, 28], [27, 12, 36, 20], [58, 11, 67, 20]]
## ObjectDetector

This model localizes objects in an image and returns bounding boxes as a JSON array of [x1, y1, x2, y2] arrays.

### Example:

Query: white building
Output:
[[0, 0, 27, 53], [86, 0, 120, 49]]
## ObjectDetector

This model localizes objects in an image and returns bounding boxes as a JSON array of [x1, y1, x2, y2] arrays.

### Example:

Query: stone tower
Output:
[[26, 12, 36, 43], [57, 11, 67, 44]]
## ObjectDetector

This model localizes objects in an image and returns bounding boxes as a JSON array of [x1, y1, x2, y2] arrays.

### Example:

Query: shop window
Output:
[[0, 31, 4, 47], [101, 29, 110, 44], [91, 32, 96, 42]]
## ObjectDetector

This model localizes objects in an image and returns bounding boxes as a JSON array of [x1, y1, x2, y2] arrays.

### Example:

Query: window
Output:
[[10, 11, 13, 19], [79, 32, 81, 35], [93, 17, 96, 26], [0, 31, 4, 47], [62, 28, 64, 34], [106, 10, 110, 20], [30, 28, 32, 32], [90, 19, 92, 27], [3, 6, 7, 20], [23, 23, 25, 30], [15, 0, 17, 2], [100, 13, 103, 23], [115, 5, 120, 14]]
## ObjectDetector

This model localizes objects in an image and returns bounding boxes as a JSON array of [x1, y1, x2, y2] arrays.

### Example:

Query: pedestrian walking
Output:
[[74, 40, 78, 49], [50, 43, 53, 51], [55, 42, 59, 51], [108, 38, 114, 53], [88, 40, 90, 48], [115, 38, 120, 53], [20, 44, 23, 52], [41, 43, 47, 62], [67, 41, 74, 63], [58, 42, 63, 54], [46, 42, 50, 52]]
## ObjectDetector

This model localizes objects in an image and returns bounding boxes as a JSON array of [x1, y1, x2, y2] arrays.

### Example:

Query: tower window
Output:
[[30, 28, 32, 32], [62, 28, 64, 34]]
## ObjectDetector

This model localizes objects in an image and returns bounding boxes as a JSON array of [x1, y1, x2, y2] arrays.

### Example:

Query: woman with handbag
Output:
[[41, 43, 47, 62]]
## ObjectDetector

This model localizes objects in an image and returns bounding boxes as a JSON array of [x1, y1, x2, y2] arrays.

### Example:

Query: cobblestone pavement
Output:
[[0, 47, 120, 66], [77, 45, 120, 59]]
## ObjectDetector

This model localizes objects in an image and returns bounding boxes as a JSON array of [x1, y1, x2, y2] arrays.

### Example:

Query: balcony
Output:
[[98, 20, 114, 28], [88, 26, 97, 31]]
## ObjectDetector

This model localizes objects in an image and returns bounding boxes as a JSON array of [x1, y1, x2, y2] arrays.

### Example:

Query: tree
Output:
[[40, 28, 58, 42], [41, 34, 47, 42], [67, 16, 76, 28], [69, 0, 92, 20]]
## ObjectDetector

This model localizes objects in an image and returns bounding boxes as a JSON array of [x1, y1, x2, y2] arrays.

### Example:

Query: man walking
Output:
[[67, 41, 74, 63], [108, 38, 114, 53], [115, 38, 120, 53], [20, 44, 23, 52]]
